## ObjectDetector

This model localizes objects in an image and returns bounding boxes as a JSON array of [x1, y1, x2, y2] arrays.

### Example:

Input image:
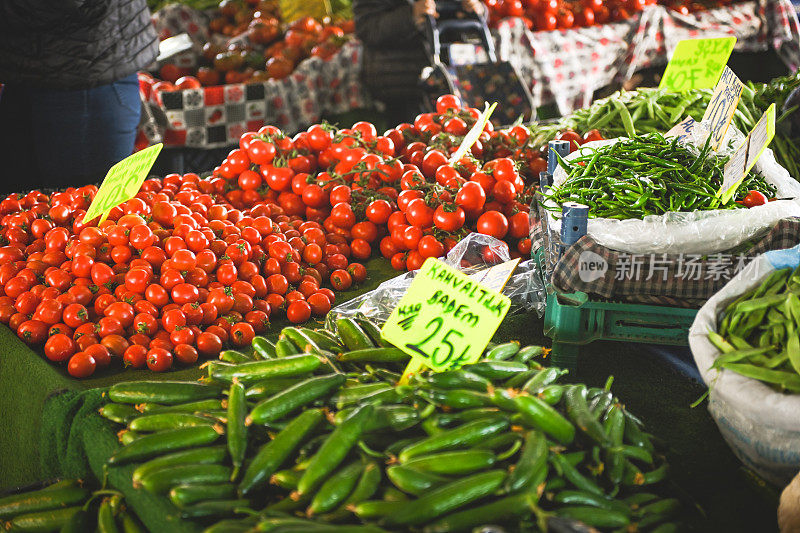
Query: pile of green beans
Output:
[[0, 480, 145, 532], [100, 317, 679, 532], [541, 132, 776, 220], [711, 265, 800, 393], [533, 87, 761, 146], [533, 78, 800, 180]]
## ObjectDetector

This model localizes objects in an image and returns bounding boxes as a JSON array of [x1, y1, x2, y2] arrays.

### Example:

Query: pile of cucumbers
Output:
[[0, 480, 145, 532], [98, 317, 680, 532]]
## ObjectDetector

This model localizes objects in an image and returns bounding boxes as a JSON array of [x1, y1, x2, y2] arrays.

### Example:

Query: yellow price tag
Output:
[[82, 144, 163, 225], [719, 104, 775, 204], [701, 66, 744, 151], [658, 37, 737, 92], [448, 102, 497, 164], [381, 258, 511, 383], [279, 0, 329, 23]]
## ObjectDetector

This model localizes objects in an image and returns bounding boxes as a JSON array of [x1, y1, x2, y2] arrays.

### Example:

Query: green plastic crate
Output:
[[532, 247, 697, 369], [543, 287, 698, 369]]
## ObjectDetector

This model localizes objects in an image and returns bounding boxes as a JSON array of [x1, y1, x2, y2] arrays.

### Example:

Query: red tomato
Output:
[[44, 333, 76, 362], [330, 269, 352, 290], [433, 206, 466, 232], [508, 211, 530, 239], [436, 94, 462, 114], [286, 300, 312, 323], [174, 344, 198, 365], [418, 235, 445, 259], [365, 200, 393, 225], [742, 190, 768, 208], [476, 211, 509, 239], [146, 348, 173, 372], [456, 182, 487, 212], [123, 345, 148, 368], [68, 352, 96, 378], [230, 322, 255, 347]]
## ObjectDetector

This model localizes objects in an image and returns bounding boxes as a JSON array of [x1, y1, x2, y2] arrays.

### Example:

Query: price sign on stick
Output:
[[382, 258, 516, 384], [448, 102, 497, 164], [719, 104, 775, 204], [82, 144, 163, 225], [701, 66, 744, 150], [658, 37, 736, 92]]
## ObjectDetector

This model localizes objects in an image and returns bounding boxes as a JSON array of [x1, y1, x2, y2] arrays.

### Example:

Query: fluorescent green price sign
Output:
[[82, 144, 163, 224], [381, 258, 511, 382], [279, 0, 330, 23], [701, 66, 744, 151], [719, 103, 775, 204], [448, 102, 497, 164], [658, 37, 736, 92]]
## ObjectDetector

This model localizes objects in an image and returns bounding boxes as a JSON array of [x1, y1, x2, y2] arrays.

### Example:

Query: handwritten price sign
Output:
[[701, 66, 744, 150], [719, 104, 775, 203], [659, 37, 736, 92], [82, 144, 163, 224], [382, 258, 511, 380]]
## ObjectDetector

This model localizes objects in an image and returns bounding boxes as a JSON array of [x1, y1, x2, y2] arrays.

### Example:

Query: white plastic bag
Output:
[[546, 130, 800, 255], [327, 233, 546, 327], [689, 245, 800, 485]]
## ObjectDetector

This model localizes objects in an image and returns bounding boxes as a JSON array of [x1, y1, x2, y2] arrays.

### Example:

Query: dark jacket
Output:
[[0, 0, 158, 90], [354, 0, 429, 100]]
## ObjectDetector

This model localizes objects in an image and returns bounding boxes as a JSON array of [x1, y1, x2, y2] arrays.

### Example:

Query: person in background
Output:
[[0, 0, 158, 194], [354, 0, 485, 126]]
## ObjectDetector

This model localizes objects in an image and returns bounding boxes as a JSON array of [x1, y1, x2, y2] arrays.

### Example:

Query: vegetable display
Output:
[[541, 132, 776, 219], [0, 94, 545, 378], [484, 0, 743, 31], [99, 317, 680, 532], [151, 16, 353, 90], [538, 74, 800, 181], [0, 480, 145, 532], [710, 265, 800, 393]]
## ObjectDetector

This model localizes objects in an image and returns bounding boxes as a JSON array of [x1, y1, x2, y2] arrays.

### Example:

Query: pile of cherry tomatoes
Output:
[[0, 174, 358, 378], [0, 95, 580, 379], [485, 0, 739, 31], [212, 94, 549, 272]]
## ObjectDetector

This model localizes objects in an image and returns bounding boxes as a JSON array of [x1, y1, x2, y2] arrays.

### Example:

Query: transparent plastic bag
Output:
[[327, 234, 546, 328], [544, 129, 800, 255]]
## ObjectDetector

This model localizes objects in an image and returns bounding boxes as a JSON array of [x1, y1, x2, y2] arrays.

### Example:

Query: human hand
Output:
[[413, 0, 437, 25], [462, 0, 486, 16]]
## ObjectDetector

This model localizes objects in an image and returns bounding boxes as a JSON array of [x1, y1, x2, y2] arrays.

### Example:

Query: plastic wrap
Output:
[[544, 128, 800, 255], [327, 234, 546, 328], [689, 248, 800, 485]]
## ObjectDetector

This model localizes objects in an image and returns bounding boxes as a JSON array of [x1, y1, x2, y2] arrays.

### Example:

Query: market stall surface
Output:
[[0, 258, 778, 531]]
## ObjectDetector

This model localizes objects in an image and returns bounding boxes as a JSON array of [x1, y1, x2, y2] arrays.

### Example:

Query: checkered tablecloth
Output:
[[497, 0, 800, 115], [138, 39, 365, 148], [548, 217, 800, 307]]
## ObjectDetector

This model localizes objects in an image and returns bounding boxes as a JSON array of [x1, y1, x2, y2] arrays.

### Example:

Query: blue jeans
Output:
[[0, 73, 141, 193]]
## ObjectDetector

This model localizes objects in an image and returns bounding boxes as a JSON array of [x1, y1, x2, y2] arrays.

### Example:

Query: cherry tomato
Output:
[[174, 344, 199, 365], [286, 300, 312, 323], [68, 352, 96, 378], [742, 190, 768, 208], [146, 348, 173, 372], [433, 206, 466, 232], [330, 269, 352, 290], [230, 322, 255, 347], [476, 210, 509, 239], [123, 345, 148, 368], [44, 334, 76, 362]]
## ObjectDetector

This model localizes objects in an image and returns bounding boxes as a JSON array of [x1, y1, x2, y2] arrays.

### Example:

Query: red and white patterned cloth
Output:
[[496, 0, 800, 115], [138, 40, 365, 148]]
